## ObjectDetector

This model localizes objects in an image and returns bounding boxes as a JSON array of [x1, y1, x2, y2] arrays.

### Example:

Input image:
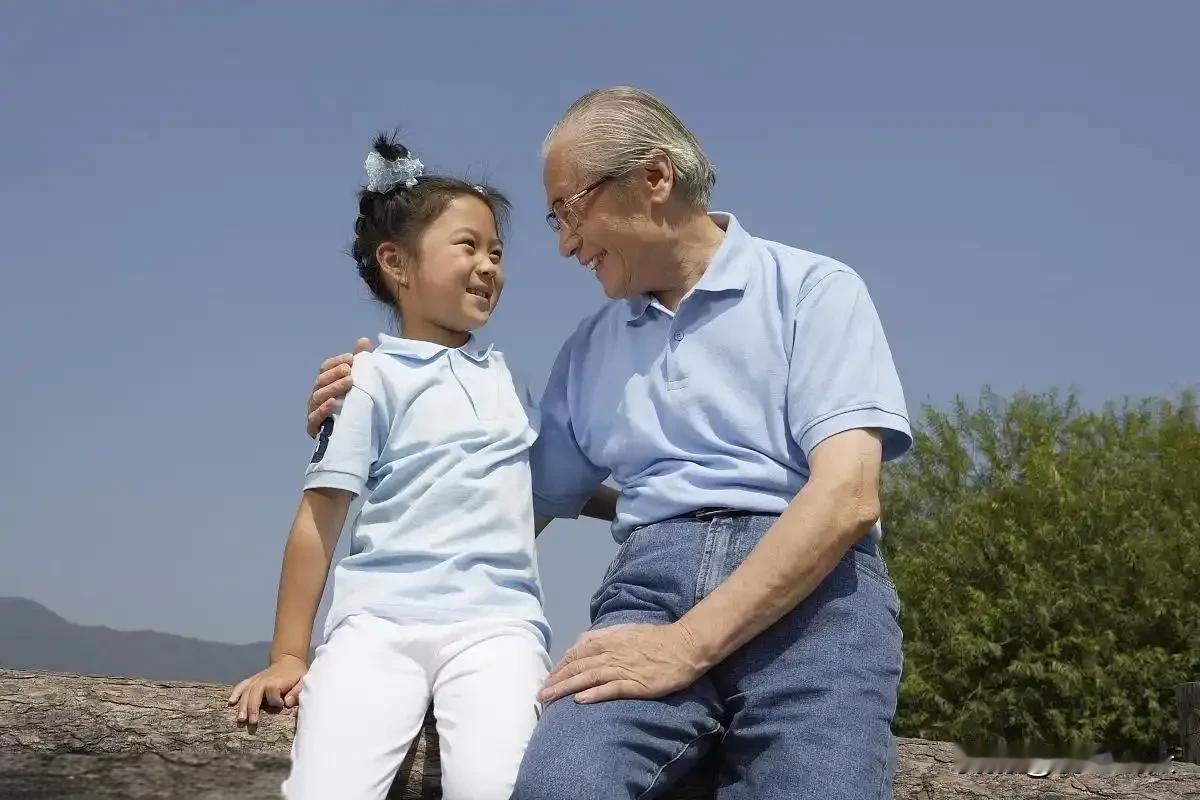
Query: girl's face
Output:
[[386, 195, 505, 342]]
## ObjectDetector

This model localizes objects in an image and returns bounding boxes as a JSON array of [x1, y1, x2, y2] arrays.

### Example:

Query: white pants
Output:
[[282, 614, 550, 800]]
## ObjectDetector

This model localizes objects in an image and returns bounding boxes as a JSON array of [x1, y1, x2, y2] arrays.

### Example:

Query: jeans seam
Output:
[[603, 529, 639, 583], [638, 721, 724, 799], [856, 563, 896, 594], [693, 519, 718, 605], [877, 735, 892, 800]]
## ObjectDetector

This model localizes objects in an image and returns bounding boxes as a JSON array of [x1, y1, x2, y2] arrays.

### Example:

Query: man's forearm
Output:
[[581, 484, 618, 522], [677, 475, 880, 671], [535, 485, 618, 537]]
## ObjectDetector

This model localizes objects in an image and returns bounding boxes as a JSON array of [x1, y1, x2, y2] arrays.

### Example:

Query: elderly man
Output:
[[307, 87, 911, 799]]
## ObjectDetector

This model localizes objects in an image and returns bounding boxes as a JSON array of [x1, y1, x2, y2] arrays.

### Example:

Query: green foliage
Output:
[[882, 389, 1200, 757]]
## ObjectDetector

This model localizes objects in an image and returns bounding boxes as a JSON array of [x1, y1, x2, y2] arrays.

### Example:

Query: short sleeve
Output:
[[787, 270, 912, 462], [303, 357, 381, 496], [505, 362, 541, 434], [529, 335, 608, 518]]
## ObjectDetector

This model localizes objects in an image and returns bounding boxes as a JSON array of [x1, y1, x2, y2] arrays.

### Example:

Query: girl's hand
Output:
[[227, 655, 307, 726]]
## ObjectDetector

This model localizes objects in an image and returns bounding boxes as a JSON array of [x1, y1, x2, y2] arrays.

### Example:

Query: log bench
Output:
[[2, 670, 1197, 799]]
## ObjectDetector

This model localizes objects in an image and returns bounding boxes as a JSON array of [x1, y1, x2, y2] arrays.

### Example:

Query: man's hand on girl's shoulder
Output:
[[306, 338, 373, 438]]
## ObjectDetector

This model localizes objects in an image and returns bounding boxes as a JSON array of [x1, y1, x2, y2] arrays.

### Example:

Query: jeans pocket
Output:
[[589, 529, 643, 620], [847, 541, 898, 595], [601, 528, 641, 584]]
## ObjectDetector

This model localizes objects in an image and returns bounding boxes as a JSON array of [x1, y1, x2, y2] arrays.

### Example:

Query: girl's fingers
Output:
[[264, 685, 284, 708], [237, 687, 250, 723], [246, 683, 267, 725], [228, 678, 250, 705], [284, 677, 303, 707]]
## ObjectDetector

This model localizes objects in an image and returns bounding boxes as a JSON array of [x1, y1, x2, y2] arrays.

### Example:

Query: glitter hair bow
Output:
[[364, 150, 424, 192]]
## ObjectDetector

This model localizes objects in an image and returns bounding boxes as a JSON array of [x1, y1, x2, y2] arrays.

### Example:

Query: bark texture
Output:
[[2, 670, 1196, 799]]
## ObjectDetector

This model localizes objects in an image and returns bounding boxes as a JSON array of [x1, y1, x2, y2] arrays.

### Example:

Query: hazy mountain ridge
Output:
[[0, 597, 269, 683]]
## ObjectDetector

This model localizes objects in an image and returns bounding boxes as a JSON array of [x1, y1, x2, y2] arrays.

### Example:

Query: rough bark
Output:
[[2, 670, 1197, 799], [1180, 683, 1200, 767]]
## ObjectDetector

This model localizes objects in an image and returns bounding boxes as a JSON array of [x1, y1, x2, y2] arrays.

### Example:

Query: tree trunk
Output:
[[1179, 682, 1200, 766], [2, 670, 1197, 799]]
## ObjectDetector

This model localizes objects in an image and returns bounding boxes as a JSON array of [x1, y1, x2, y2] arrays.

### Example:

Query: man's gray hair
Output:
[[543, 86, 716, 209]]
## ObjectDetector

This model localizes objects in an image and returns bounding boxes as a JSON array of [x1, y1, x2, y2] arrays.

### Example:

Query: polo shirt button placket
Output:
[[665, 327, 688, 388]]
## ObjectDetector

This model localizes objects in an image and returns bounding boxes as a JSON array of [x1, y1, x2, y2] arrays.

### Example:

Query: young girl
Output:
[[228, 133, 550, 800]]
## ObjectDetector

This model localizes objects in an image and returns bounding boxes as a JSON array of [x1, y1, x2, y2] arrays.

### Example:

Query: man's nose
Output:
[[557, 224, 581, 259]]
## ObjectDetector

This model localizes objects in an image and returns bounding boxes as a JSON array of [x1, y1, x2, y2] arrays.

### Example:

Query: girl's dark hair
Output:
[[351, 131, 511, 306]]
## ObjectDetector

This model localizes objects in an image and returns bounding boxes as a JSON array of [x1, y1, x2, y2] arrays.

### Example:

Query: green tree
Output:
[[882, 390, 1200, 758]]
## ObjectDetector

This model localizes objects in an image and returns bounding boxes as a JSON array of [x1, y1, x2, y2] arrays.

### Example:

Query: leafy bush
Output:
[[882, 390, 1199, 758]]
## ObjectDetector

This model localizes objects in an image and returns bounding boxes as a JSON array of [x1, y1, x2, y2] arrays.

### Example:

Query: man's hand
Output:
[[228, 655, 307, 726], [539, 622, 710, 705], [306, 338, 372, 438]]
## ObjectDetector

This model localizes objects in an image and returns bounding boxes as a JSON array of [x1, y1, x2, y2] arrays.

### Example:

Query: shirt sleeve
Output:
[[787, 269, 912, 463], [529, 334, 609, 518], [303, 357, 381, 496], [505, 362, 541, 435]]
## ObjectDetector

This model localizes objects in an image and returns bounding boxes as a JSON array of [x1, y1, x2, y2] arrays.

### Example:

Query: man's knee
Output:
[[511, 705, 636, 800], [512, 751, 629, 800]]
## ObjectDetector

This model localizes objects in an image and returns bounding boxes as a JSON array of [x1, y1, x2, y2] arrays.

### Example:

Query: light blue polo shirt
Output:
[[531, 212, 911, 542], [304, 333, 549, 646]]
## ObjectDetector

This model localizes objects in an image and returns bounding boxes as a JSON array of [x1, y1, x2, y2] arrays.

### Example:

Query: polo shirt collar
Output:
[[624, 212, 750, 323], [375, 332, 494, 363]]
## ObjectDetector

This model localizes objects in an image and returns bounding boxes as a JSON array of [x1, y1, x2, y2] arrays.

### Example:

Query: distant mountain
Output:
[[0, 597, 270, 683]]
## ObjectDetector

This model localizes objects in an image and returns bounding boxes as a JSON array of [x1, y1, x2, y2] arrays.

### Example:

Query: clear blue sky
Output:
[[2, 2, 1196, 657]]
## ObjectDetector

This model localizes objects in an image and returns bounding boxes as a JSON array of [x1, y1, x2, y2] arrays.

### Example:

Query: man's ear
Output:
[[641, 150, 675, 207]]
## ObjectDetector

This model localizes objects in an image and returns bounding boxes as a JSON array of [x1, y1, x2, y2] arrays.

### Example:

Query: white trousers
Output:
[[282, 614, 550, 800]]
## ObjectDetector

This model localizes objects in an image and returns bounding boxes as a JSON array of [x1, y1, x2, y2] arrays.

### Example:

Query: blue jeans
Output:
[[512, 513, 902, 800]]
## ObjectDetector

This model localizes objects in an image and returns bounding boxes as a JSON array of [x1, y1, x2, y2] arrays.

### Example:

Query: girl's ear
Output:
[[376, 241, 410, 289]]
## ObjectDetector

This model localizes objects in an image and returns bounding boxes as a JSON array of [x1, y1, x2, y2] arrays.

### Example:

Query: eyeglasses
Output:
[[545, 174, 615, 233]]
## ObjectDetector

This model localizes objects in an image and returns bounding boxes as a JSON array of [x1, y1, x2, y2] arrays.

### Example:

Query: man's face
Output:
[[543, 139, 657, 300]]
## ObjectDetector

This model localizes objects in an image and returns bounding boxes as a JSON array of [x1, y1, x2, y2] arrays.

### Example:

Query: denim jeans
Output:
[[512, 513, 903, 800]]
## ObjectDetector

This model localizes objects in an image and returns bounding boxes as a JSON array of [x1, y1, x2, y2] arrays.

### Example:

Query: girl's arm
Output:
[[269, 487, 351, 663], [228, 487, 352, 725]]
